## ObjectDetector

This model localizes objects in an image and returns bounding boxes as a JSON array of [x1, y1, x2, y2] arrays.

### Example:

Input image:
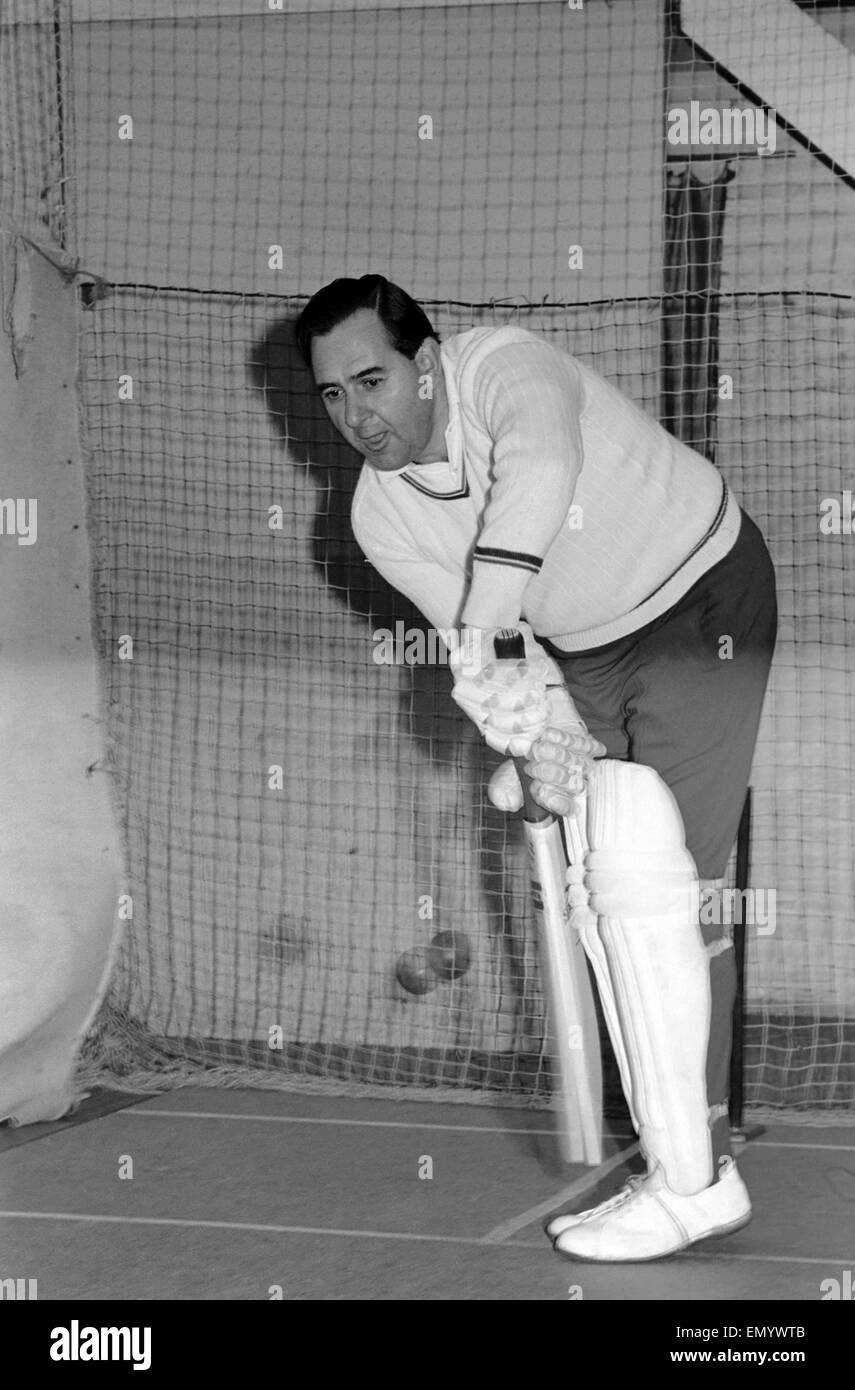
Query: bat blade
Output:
[[491, 628, 602, 1165], [524, 812, 603, 1166]]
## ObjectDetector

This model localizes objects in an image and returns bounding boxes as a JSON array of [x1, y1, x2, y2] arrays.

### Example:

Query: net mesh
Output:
[[2, 0, 853, 1112], [0, 1, 69, 249]]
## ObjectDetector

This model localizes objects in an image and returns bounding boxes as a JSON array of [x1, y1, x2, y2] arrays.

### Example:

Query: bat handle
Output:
[[493, 629, 552, 825]]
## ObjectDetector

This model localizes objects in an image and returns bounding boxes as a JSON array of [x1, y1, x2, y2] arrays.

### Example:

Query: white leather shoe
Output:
[[553, 1161, 751, 1262], [546, 1170, 658, 1239]]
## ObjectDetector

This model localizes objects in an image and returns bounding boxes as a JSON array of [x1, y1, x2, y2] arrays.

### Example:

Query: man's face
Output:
[[311, 308, 442, 472]]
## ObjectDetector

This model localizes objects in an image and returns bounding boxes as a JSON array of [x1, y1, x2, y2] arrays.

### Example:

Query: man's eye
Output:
[[363, 377, 381, 389], [322, 390, 340, 403]]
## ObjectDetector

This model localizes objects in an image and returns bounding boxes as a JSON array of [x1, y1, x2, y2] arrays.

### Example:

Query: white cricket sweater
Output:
[[350, 326, 741, 651]]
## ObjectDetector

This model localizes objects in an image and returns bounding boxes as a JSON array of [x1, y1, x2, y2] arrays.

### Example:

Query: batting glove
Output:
[[488, 687, 606, 816], [449, 623, 565, 754]]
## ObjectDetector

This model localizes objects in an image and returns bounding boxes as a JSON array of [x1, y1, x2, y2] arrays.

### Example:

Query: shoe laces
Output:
[[588, 1172, 650, 1218]]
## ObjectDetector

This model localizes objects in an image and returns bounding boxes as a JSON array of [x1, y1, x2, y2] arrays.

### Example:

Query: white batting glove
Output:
[[488, 688, 606, 816], [449, 623, 564, 754]]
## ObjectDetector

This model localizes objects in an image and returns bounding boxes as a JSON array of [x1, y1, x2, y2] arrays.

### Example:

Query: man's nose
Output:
[[344, 395, 370, 431]]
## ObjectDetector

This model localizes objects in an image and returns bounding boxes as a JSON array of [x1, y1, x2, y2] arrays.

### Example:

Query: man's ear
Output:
[[414, 336, 442, 374]]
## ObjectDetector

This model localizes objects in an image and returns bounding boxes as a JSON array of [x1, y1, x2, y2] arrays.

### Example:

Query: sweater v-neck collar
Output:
[[384, 347, 469, 499]]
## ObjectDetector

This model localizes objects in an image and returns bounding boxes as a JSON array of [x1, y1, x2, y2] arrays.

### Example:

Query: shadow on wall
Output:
[[248, 313, 536, 1040], [247, 312, 470, 766]]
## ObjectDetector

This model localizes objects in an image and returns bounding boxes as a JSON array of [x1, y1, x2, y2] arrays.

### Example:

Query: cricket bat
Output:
[[494, 630, 603, 1165]]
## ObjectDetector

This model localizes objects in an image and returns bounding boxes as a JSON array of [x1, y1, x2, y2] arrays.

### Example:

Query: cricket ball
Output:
[[428, 930, 472, 982], [395, 946, 441, 996]]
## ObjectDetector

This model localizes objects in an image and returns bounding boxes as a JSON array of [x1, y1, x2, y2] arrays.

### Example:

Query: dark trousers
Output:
[[543, 510, 777, 1170]]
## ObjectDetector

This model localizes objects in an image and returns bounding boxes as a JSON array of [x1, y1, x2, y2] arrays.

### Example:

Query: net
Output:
[[0, 0, 69, 249], [3, 0, 854, 1113]]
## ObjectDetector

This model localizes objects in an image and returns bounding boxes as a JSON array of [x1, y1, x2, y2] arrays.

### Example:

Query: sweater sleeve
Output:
[[351, 489, 468, 640], [459, 337, 585, 629]]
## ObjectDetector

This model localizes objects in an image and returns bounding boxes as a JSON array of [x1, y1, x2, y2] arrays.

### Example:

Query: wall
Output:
[[69, 1, 662, 301]]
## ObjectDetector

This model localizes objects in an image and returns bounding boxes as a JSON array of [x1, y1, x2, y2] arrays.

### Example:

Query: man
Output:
[[295, 274, 777, 1263]]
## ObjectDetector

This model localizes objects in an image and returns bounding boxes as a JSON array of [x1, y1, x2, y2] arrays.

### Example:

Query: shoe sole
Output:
[[552, 1209, 752, 1263]]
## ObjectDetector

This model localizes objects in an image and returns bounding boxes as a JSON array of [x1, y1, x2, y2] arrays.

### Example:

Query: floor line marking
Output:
[[479, 1143, 641, 1244], [674, 1249, 855, 1269], [92, 1109, 855, 1151], [751, 1141, 855, 1152], [0, 1210, 850, 1267], [0, 1210, 486, 1245], [114, 1108, 632, 1139]]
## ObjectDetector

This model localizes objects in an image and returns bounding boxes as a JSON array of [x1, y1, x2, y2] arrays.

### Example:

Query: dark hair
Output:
[[294, 274, 439, 368]]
